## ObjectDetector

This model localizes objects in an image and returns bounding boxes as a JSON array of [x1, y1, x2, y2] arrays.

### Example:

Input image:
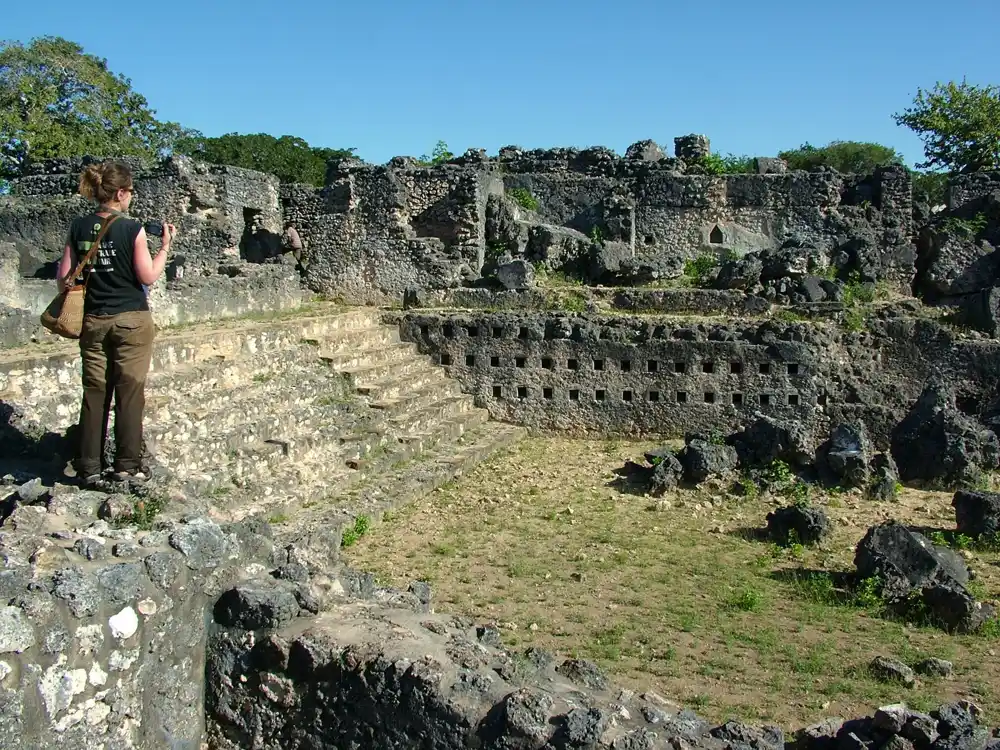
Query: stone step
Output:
[[147, 360, 349, 421], [181, 403, 493, 519], [312, 325, 400, 355], [369, 378, 465, 418], [388, 395, 478, 436], [273, 421, 526, 566], [353, 364, 449, 402], [319, 341, 419, 372], [334, 353, 443, 389], [0, 310, 387, 419], [146, 399, 385, 471]]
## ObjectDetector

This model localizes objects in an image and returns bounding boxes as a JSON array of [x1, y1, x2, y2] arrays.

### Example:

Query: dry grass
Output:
[[344, 437, 1000, 728]]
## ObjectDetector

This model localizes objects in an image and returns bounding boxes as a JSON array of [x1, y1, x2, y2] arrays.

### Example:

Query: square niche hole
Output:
[[569, 389, 580, 401], [787, 363, 800, 375], [818, 393, 828, 406], [732, 393, 744, 406], [420, 325, 429, 338], [543, 387, 554, 400], [702, 361, 715, 374], [492, 326, 503, 339], [568, 358, 579, 370], [760, 394, 772, 406], [621, 360, 632, 373], [465, 355, 476, 367], [440, 353, 452, 366], [518, 327, 530, 339], [759, 362, 771, 375], [490, 356, 500, 367], [594, 359, 605, 371], [730, 361, 744, 374], [704, 392, 716, 404], [492, 385, 502, 398], [675, 362, 687, 374], [517, 386, 528, 400], [677, 391, 688, 404], [443, 325, 455, 339], [788, 393, 800, 406], [466, 326, 479, 337], [595, 389, 606, 402], [647, 360, 658, 373], [648, 390, 660, 402], [622, 390, 634, 402], [542, 358, 554, 370], [516, 357, 526, 368]]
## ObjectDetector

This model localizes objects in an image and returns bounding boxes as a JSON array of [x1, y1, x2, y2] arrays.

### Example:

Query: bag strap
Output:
[[69, 214, 120, 287]]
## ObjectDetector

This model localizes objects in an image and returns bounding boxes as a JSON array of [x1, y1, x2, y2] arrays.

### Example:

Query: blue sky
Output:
[[5, 0, 998, 166]]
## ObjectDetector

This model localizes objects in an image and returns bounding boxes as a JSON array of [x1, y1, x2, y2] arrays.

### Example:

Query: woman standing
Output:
[[56, 161, 176, 487]]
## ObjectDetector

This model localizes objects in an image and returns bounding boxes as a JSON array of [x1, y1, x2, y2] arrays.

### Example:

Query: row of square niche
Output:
[[440, 353, 802, 375], [489, 385, 813, 406], [424, 323, 721, 343]]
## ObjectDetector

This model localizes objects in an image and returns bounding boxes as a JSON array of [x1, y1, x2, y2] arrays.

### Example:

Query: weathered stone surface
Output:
[[169, 519, 226, 569], [855, 521, 994, 633], [915, 657, 953, 678], [52, 568, 101, 619], [555, 658, 609, 690], [72, 536, 108, 561], [98, 494, 135, 522], [819, 423, 872, 488], [214, 583, 301, 630], [0, 607, 35, 654], [733, 416, 815, 469], [952, 490, 1000, 538], [678, 438, 738, 483], [766, 505, 831, 545], [625, 140, 666, 162], [715, 255, 764, 290], [891, 384, 1000, 487], [868, 453, 900, 501], [495, 259, 535, 291], [144, 550, 183, 590], [869, 656, 915, 687]]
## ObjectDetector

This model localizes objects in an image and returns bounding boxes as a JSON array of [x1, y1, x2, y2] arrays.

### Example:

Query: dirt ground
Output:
[[344, 437, 1000, 728]]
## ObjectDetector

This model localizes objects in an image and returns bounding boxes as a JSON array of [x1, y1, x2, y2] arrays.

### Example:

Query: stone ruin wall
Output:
[[280, 141, 917, 304], [0, 156, 303, 347], [393, 309, 1000, 451]]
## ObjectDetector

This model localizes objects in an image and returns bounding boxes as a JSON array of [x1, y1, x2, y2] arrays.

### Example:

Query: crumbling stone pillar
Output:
[[674, 134, 711, 161]]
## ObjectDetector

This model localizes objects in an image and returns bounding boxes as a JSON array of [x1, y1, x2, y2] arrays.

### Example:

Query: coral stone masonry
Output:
[[2, 140, 1000, 747]]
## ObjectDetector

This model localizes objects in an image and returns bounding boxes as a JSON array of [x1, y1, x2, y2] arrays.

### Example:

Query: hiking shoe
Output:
[[80, 474, 104, 490], [112, 469, 149, 484]]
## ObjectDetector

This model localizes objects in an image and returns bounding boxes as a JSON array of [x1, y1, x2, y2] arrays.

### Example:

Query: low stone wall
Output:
[[392, 309, 1000, 450], [404, 286, 760, 317], [0, 265, 306, 350], [0, 481, 277, 749]]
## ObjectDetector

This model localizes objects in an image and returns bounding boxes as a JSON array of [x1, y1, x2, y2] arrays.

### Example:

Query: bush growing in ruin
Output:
[[778, 140, 904, 174]]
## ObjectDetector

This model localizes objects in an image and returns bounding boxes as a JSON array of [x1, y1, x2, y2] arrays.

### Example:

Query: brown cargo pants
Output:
[[76, 310, 155, 476]]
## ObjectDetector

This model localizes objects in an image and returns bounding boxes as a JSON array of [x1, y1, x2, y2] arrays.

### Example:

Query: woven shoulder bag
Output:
[[40, 215, 120, 339]]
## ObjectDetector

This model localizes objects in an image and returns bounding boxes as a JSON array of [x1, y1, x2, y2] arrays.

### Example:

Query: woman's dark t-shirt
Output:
[[67, 213, 147, 316]]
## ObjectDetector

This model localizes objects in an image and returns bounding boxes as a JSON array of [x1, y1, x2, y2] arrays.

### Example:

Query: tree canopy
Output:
[[893, 79, 1000, 174], [778, 141, 904, 174], [0, 36, 183, 180], [174, 132, 356, 186]]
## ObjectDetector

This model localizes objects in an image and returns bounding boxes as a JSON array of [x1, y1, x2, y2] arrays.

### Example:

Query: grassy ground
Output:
[[344, 437, 1000, 728]]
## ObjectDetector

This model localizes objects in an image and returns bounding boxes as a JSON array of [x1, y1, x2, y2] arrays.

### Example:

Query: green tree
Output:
[[175, 132, 356, 186], [0, 36, 182, 179], [416, 140, 454, 166], [778, 141, 904, 174], [893, 79, 1000, 173]]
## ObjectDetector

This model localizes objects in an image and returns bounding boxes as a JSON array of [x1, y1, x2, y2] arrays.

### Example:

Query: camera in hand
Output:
[[144, 221, 164, 238]]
